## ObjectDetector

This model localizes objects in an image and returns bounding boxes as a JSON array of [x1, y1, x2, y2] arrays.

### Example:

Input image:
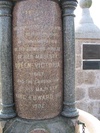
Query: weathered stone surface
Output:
[[61, 0, 78, 118], [75, 70, 84, 85], [0, 1, 16, 119], [3, 116, 75, 133], [75, 87, 85, 101], [88, 101, 100, 115], [76, 70, 95, 85], [75, 0, 100, 119], [84, 71, 95, 84], [76, 101, 88, 112], [75, 55, 81, 68], [89, 87, 100, 99], [30, 129, 48, 133], [13, 0, 63, 119]]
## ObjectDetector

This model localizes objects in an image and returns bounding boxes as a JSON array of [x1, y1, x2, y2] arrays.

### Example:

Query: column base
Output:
[[61, 106, 79, 118], [0, 110, 16, 119], [3, 116, 76, 133], [61, 109, 79, 118]]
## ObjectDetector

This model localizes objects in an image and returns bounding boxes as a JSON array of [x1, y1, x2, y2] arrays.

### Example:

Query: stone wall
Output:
[[75, 38, 100, 120]]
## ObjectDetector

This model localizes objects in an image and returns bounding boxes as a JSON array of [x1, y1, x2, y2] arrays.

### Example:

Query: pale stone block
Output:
[[76, 70, 96, 85], [75, 40, 82, 55], [88, 101, 100, 118], [75, 55, 82, 68], [89, 87, 100, 100], [75, 70, 84, 86], [76, 101, 88, 112], [75, 87, 86, 101], [84, 71, 96, 84]]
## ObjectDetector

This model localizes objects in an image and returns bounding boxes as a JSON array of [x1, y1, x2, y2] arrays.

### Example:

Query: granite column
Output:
[[0, 0, 16, 119], [61, 0, 79, 118]]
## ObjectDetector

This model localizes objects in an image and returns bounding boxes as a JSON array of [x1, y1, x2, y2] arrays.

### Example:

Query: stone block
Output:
[[75, 87, 86, 101], [76, 101, 88, 112], [75, 40, 82, 55], [13, 0, 63, 120], [89, 87, 100, 99], [76, 70, 96, 86], [88, 101, 100, 117], [75, 55, 81, 68], [84, 71, 96, 84], [3, 116, 75, 133], [75, 70, 84, 86]]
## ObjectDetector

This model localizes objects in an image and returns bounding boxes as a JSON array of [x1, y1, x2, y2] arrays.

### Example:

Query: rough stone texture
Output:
[[13, 0, 63, 119], [83, 71, 96, 84], [79, 0, 92, 8], [75, 0, 100, 120], [30, 129, 48, 133], [75, 39, 100, 120], [76, 70, 96, 85], [89, 87, 100, 100], [61, 1, 78, 118], [0, 1, 16, 119], [76, 101, 89, 112], [88, 101, 100, 120], [0, 1, 13, 107], [75, 70, 84, 85], [75, 55, 81, 68], [75, 16, 100, 120], [3, 116, 75, 133], [75, 87, 86, 101]]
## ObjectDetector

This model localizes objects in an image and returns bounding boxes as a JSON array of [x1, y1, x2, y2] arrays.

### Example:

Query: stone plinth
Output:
[[13, 0, 63, 119], [3, 116, 75, 133]]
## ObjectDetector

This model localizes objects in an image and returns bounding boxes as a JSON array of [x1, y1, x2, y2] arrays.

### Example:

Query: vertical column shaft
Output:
[[0, 1, 16, 119], [61, 0, 79, 118]]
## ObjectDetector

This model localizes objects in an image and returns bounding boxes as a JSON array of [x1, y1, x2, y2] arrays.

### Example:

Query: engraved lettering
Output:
[[14, 47, 60, 52], [13, 2, 62, 119], [34, 78, 59, 85], [35, 87, 47, 92], [17, 79, 32, 84], [35, 86, 58, 92], [14, 25, 61, 32], [15, 62, 32, 69], [16, 94, 54, 101], [34, 62, 60, 68], [33, 72, 44, 77], [35, 53, 58, 59], [32, 104, 45, 109], [17, 53, 58, 60]]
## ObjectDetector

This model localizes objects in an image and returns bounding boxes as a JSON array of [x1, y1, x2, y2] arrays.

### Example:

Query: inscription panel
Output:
[[83, 44, 100, 59], [83, 44, 100, 69], [83, 61, 100, 69], [13, 0, 63, 119]]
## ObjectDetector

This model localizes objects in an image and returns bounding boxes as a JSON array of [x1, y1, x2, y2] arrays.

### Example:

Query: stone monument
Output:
[[0, 0, 78, 133], [13, 0, 63, 119]]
